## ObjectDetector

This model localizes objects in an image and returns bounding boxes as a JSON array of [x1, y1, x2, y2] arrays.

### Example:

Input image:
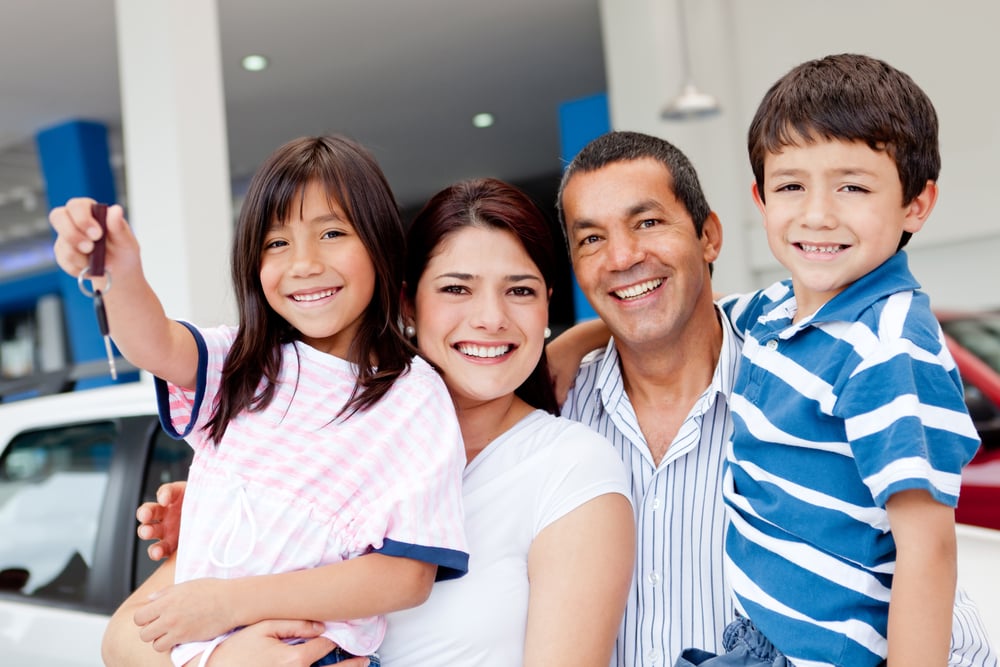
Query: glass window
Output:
[[0, 421, 115, 603]]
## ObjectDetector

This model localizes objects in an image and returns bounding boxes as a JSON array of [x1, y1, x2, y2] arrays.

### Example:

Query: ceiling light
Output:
[[472, 113, 495, 129], [660, 0, 720, 121], [241, 55, 269, 72]]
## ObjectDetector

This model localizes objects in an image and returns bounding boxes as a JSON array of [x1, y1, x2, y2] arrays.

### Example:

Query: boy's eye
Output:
[[841, 184, 869, 193], [774, 183, 803, 192]]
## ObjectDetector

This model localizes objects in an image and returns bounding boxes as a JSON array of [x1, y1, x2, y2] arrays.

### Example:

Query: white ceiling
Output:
[[0, 0, 608, 239]]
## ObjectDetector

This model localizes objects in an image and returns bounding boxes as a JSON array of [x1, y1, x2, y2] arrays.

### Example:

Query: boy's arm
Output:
[[133, 554, 437, 651], [50, 199, 199, 389], [884, 488, 956, 667], [547, 318, 610, 405]]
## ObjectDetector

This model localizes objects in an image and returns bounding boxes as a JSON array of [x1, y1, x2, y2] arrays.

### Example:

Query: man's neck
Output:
[[614, 302, 723, 465]]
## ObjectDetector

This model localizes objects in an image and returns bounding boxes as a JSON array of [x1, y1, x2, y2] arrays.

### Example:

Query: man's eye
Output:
[[579, 235, 600, 246], [638, 219, 658, 229]]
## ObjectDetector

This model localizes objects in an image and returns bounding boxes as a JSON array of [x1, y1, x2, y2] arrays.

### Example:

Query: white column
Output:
[[113, 0, 235, 326]]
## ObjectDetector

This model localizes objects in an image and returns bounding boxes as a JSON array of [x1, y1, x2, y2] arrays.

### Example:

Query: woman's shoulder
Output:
[[519, 413, 623, 466]]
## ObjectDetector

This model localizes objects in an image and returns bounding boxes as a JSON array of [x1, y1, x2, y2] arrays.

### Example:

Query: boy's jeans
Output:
[[674, 615, 791, 667]]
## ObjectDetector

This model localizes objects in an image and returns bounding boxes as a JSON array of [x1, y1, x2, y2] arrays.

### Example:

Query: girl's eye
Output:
[[322, 230, 345, 240], [264, 239, 287, 250]]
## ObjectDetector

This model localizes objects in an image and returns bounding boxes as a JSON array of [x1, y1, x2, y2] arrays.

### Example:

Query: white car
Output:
[[0, 372, 191, 666]]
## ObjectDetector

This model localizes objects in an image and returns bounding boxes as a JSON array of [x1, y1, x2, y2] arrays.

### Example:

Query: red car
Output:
[[938, 310, 1000, 530]]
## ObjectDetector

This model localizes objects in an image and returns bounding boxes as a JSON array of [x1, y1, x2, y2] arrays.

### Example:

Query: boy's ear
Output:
[[751, 182, 767, 221], [903, 180, 938, 233]]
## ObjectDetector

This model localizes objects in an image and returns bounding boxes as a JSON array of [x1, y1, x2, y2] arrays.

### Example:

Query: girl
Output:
[[113, 178, 635, 666], [50, 136, 468, 666]]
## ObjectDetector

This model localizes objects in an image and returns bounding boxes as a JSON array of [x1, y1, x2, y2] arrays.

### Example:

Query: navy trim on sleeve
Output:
[[154, 321, 208, 440], [375, 538, 469, 581]]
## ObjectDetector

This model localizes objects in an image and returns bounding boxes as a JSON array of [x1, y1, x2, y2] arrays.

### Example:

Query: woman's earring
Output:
[[404, 324, 416, 339], [543, 326, 552, 339]]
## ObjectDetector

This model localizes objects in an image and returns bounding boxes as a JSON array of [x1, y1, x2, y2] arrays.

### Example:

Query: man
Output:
[[554, 130, 737, 667]]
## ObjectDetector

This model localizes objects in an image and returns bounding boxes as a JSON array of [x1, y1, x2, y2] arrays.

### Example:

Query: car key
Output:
[[80, 203, 118, 380]]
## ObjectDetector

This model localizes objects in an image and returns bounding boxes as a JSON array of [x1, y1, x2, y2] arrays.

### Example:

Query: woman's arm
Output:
[[49, 199, 199, 388], [523, 492, 635, 666], [885, 488, 956, 667], [102, 558, 177, 666]]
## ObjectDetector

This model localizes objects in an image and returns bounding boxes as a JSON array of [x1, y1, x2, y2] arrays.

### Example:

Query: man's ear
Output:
[[701, 211, 723, 264], [903, 180, 938, 234]]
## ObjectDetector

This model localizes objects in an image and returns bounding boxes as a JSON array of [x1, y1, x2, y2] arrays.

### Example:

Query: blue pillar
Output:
[[557, 93, 610, 323], [36, 120, 127, 387]]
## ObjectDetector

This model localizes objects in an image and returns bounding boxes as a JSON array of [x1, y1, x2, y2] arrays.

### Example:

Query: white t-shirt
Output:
[[378, 410, 632, 666]]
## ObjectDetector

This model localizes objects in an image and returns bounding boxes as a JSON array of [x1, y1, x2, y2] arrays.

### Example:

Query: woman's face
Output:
[[413, 226, 550, 409]]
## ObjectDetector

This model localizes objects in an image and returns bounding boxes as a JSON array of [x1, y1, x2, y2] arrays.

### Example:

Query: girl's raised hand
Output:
[[49, 198, 141, 284]]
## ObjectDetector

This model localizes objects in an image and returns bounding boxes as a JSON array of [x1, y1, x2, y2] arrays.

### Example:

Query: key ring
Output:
[[78, 266, 112, 298]]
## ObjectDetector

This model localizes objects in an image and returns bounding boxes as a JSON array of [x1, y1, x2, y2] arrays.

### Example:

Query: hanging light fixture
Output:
[[660, 0, 720, 120]]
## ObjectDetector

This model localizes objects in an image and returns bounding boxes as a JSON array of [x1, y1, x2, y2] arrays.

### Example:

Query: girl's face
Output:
[[259, 180, 375, 358], [413, 226, 550, 409]]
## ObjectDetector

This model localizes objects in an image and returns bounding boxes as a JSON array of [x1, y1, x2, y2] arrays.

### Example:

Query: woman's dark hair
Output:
[[404, 177, 559, 415], [206, 135, 410, 442]]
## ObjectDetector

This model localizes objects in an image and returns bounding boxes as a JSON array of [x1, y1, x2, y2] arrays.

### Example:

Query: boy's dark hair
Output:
[[556, 130, 712, 239], [206, 135, 411, 443], [405, 177, 559, 415], [748, 53, 940, 249]]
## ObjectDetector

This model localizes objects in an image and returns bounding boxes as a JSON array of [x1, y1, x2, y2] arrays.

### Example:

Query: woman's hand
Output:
[[199, 620, 369, 667], [134, 578, 238, 651], [137, 481, 187, 561]]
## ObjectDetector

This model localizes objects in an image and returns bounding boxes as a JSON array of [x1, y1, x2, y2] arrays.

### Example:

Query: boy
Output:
[[682, 54, 997, 666]]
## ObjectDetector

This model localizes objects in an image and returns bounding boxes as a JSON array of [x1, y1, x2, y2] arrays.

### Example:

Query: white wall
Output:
[[599, 0, 1000, 310]]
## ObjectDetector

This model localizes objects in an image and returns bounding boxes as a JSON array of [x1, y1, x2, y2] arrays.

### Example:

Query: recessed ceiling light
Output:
[[241, 55, 269, 72], [472, 113, 494, 129]]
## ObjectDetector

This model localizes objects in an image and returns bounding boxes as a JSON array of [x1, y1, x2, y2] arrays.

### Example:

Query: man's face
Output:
[[562, 158, 719, 350]]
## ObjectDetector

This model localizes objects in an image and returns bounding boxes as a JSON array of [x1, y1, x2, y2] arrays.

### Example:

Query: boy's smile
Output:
[[752, 137, 936, 320]]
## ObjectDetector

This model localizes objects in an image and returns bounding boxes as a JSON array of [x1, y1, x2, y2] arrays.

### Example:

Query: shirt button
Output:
[[646, 650, 660, 663], [651, 498, 661, 510], [647, 571, 661, 585], [766, 339, 778, 350]]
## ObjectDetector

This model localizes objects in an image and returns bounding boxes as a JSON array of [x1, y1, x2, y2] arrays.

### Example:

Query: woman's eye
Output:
[[510, 286, 536, 297], [441, 285, 468, 295]]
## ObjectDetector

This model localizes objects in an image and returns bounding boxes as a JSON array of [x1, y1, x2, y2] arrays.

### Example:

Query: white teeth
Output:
[[799, 244, 844, 254], [456, 343, 512, 359], [292, 289, 335, 302], [614, 278, 662, 300]]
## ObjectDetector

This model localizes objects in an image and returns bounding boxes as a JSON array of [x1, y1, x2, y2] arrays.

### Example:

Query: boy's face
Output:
[[752, 138, 936, 318]]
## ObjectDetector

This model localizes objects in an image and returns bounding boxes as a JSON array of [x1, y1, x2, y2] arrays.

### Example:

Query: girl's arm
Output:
[[50, 198, 199, 389], [102, 555, 360, 667], [523, 492, 635, 666], [546, 318, 611, 405], [134, 552, 437, 651], [884, 488, 956, 667]]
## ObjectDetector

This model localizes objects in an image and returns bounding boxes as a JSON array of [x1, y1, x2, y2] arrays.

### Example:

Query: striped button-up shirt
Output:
[[562, 308, 740, 667]]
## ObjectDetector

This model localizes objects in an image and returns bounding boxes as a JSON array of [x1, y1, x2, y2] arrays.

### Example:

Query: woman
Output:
[[104, 178, 635, 666]]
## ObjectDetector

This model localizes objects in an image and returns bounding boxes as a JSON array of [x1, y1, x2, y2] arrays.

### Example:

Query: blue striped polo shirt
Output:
[[720, 251, 990, 667]]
